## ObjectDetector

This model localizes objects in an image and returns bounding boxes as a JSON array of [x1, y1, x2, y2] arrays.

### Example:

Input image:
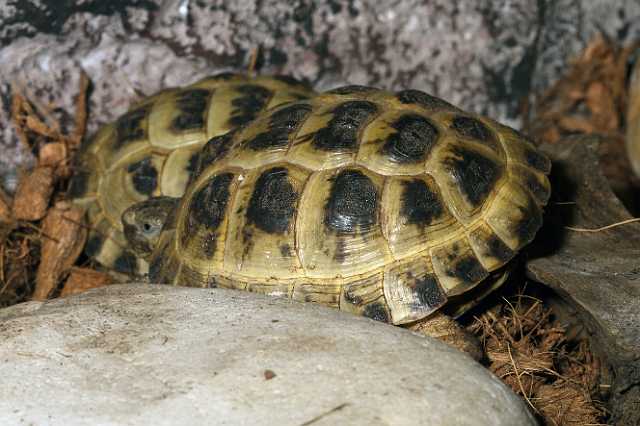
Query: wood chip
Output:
[[12, 167, 55, 221], [0, 186, 12, 224], [38, 142, 70, 177], [60, 267, 113, 298], [33, 201, 87, 300]]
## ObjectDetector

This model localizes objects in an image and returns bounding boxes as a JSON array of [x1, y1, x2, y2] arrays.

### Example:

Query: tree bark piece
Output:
[[60, 267, 113, 298], [33, 201, 86, 301], [526, 136, 640, 426], [12, 167, 54, 221]]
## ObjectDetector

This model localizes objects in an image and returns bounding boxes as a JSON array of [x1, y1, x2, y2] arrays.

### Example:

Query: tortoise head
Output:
[[121, 196, 179, 260]]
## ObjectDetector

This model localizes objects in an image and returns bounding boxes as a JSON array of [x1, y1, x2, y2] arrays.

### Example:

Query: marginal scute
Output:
[[396, 89, 457, 111], [431, 238, 489, 296], [484, 180, 543, 250], [246, 281, 290, 297], [499, 126, 552, 174], [340, 273, 389, 322], [383, 257, 447, 324], [508, 163, 551, 206], [292, 281, 341, 307], [467, 222, 515, 271]]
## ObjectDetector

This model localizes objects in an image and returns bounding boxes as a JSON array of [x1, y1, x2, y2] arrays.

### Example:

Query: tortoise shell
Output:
[[69, 73, 315, 275], [147, 85, 551, 325]]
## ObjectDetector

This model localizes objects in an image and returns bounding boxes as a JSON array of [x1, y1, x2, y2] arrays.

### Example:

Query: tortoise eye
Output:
[[142, 222, 153, 233]]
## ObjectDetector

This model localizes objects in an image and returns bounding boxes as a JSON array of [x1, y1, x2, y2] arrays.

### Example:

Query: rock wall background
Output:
[[1, 0, 639, 191]]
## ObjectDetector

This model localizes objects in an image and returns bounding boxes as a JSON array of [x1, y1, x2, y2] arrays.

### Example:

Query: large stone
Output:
[[0, 284, 535, 426]]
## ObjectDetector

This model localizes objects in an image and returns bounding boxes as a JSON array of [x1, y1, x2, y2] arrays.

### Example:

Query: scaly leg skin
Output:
[[403, 312, 483, 362]]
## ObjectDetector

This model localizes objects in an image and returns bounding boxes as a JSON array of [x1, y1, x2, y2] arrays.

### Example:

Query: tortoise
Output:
[[121, 85, 551, 346], [68, 73, 315, 275]]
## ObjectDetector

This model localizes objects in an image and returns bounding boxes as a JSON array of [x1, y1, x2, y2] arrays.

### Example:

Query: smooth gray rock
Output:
[[0, 284, 535, 426], [1, 0, 639, 191]]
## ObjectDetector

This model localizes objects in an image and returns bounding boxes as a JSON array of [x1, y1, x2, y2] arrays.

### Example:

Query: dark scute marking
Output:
[[113, 251, 138, 275], [451, 116, 494, 143], [171, 89, 211, 131], [67, 169, 90, 198], [85, 234, 104, 258], [186, 151, 200, 175], [396, 89, 456, 111], [115, 106, 149, 147], [486, 235, 514, 263], [188, 173, 234, 230], [401, 179, 444, 226], [228, 84, 273, 127], [194, 132, 234, 178], [183, 150, 201, 188], [273, 74, 311, 89], [343, 287, 362, 306], [449, 255, 487, 284], [245, 103, 312, 150], [363, 303, 390, 323], [324, 169, 378, 233], [513, 201, 542, 245], [126, 157, 158, 196], [280, 243, 292, 257], [524, 148, 551, 173], [312, 101, 378, 151], [326, 85, 377, 95], [383, 114, 439, 163], [201, 232, 217, 259], [525, 173, 549, 204], [446, 147, 501, 207], [414, 275, 446, 308], [247, 167, 298, 234]]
